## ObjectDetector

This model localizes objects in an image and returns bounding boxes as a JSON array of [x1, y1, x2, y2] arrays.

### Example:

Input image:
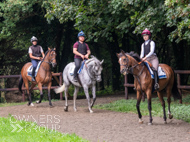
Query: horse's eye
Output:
[[123, 59, 126, 61]]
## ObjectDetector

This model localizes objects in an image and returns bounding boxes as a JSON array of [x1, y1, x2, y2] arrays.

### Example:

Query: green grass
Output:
[[94, 95, 190, 123], [0, 116, 88, 142]]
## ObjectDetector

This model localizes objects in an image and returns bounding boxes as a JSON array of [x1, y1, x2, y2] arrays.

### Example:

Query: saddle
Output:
[[27, 61, 42, 77], [144, 61, 167, 79]]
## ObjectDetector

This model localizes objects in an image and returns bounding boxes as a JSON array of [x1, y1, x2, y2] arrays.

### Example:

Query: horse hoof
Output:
[[148, 122, 153, 125], [50, 105, 54, 108], [90, 110, 94, 113], [169, 114, 173, 119], [64, 106, 68, 112], [36, 100, 40, 104], [74, 108, 77, 112], [139, 119, 143, 124], [164, 121, 167, 124], [30, 103, 34, 106]]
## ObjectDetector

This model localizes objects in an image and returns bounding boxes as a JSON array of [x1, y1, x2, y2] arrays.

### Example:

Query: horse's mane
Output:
[[118, 51, 141, 62], [126, 51, 141, 62]]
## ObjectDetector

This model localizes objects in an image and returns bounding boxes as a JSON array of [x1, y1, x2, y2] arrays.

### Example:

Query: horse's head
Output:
[[117, 50, 141, 75], [86, 56, 104, 82], [46, 48, 57, 68], [116, 50, 131, 75]]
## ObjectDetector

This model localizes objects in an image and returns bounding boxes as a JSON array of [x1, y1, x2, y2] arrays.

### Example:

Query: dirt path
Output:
[[0, 94, 190, 142]]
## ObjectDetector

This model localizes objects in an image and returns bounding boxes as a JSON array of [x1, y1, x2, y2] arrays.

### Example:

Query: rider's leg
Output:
[[31, 59, 38, 81], [73, 58, 82, 82], [151, 56, 159, 90]]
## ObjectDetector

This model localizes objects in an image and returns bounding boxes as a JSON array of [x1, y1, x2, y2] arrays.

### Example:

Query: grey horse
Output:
[[54, 56, 103, 113]]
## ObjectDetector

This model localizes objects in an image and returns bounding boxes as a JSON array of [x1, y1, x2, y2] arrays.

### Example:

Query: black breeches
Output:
[[74, 58, 83, 77]]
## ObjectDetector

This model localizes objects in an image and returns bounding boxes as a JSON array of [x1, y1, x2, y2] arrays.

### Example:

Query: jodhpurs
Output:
[[74, 58, 83, 78], [146, 55, 159, 71]]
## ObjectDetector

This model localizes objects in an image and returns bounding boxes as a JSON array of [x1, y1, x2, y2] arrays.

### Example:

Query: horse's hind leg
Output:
[[64, 86, 69, 111], [157, 91, 167, 124], [73, 86, 79, 112], [166, 87, 173, 119], [136, 91, 143, 124]]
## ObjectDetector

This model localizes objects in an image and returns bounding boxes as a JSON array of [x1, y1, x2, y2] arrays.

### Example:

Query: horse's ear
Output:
[[54, 48, 56, 51], [121, 50, 127, 58], [48, 47, 51, 50], [100, 59, 104, 65], [116, 53, 119, 58]]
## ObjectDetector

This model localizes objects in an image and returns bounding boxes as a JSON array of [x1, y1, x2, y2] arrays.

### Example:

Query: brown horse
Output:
[[19, 48, 57, 107], [117, 50, 182, 125]]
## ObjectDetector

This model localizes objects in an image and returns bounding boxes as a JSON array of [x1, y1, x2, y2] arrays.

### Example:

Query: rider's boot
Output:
[[31, 67, 36, 82], [72, 75, 78, 82], [153, 70, 159, 91]]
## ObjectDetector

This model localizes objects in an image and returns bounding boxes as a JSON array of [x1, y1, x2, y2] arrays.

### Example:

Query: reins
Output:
[[120, 55, 145, 94]]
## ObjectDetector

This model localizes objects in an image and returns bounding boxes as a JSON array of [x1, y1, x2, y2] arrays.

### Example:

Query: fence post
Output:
[[176, 73, 182, 104], [59, 72, 63, 100], [124, 75, 128, 99]]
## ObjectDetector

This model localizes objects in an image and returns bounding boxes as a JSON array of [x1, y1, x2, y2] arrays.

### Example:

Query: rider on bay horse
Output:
[[72, 31, 91, 82], [28, 36, 45, 81], [140, 28, 159, 90]]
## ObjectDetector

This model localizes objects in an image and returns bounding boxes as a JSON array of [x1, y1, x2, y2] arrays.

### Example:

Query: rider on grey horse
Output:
[[54, 56, 104, 113], [73, 31, 91, 82]]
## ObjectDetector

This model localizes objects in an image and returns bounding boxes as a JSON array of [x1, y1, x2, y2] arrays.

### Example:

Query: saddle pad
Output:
[[27, 61, 42, 77], [144, 62, 167, 79], [70, 60, 86, 76]]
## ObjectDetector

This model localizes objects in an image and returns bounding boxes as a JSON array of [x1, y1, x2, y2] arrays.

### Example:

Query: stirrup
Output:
[[154, 83, 159, 90], [72, 77, 78, 82], [32, 77, 36, 82]]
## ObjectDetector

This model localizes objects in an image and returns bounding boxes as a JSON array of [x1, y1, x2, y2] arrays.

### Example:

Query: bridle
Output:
[[85, 60, 102, 81], [41, 49, 56, 72], [119, 55, 145, 93], [42, 49, 56, 66], [120, 55, 144, 77]]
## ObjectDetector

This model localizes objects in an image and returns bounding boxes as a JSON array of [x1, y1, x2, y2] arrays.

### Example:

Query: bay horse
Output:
[[117, 50, 182, 125], [19, 48, 57, 107], [54, 56, 103, 113]]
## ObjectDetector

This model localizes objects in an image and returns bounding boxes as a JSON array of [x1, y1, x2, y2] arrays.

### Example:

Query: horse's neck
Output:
[[40, 54, 51, 72], [131, 59, 146, 76]]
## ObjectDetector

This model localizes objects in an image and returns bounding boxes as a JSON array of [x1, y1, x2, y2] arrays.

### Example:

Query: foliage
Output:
[[165, 0, 190, 42], [95, 95, 190, 123], [0, 116, 88, 142]]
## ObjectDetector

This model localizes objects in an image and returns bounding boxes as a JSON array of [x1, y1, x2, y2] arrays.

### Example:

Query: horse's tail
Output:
[[18, 75, 23, 93], [54, 83, 65, 94], [172, 70, 182, 101]]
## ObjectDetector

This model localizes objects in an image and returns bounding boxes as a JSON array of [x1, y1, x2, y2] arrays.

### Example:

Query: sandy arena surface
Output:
[[0, 94, 190, 142]]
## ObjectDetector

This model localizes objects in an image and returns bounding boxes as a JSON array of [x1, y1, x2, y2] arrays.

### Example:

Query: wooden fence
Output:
[[0, 72, 63, 102], [124, 70, 190, 99]]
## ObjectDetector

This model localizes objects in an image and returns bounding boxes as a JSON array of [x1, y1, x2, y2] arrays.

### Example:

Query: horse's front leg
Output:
[[28, 83, 36, 106], [83, 85, 93, 113], [136, 90, 143, 123], [36, 82, 43, 104], [91, 83, 96, 108], [73, 86, 79, 112], [47, 81, 53, 107], [146, 89, 153, 125]]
